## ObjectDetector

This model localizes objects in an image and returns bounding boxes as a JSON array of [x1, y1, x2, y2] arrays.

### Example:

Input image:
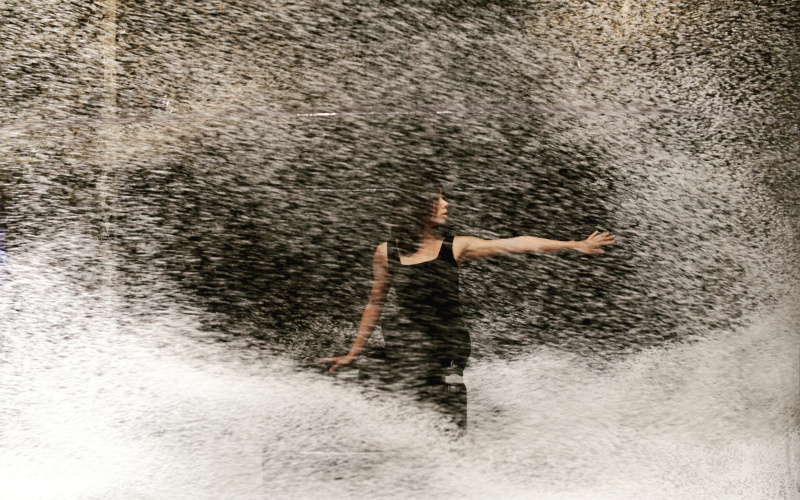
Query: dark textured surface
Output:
[[0, 2, 798, 497], [1, 2, 799, 361]]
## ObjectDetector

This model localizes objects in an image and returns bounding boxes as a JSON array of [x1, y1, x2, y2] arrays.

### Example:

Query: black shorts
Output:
[[358, 360, 468, 433], [417, 379, 468, 432]]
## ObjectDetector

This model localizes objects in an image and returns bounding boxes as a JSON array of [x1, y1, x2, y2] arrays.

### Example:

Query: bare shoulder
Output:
[[452, 235, 482, 265], [373, 242, 389, 267]]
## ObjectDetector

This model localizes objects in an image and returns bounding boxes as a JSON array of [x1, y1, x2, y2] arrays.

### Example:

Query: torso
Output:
[[380, 234, 471, 379], [395, 236, 445, 265], [387, 235, 464, 267]]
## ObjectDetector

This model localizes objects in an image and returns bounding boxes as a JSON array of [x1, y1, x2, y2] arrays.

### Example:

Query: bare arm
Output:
[[318, 242, 390, 372], [454, 231, 615, 264]]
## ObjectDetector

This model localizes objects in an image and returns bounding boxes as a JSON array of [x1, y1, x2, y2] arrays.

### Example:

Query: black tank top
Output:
[[381, 234, 471, 381]]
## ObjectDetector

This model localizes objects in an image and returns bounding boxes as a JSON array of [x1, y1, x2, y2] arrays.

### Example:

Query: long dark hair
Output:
[[390, 176, 444, 257]]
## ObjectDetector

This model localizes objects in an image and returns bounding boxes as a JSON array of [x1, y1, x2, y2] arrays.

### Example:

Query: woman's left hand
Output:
[[575, 231, 615, 254]]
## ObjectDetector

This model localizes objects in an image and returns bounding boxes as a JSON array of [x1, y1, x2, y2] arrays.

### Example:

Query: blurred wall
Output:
[[1, 0, 798, 360]]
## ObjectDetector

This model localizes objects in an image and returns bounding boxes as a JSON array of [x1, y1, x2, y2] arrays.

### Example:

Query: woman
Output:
[[319, 179, 615, 432]]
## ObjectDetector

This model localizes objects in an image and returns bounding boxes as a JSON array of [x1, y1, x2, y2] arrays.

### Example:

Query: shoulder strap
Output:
[[385, 240, 399, 279], [440, 234, 457, 266], [391, 238, 402, 264]]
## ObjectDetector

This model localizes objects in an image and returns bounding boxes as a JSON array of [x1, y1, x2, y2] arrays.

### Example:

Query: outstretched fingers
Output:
[[598, 234, 615, 246], [317, 357, 349, 372], [317, 358, 337, 372], [591, 232, 615, 242]]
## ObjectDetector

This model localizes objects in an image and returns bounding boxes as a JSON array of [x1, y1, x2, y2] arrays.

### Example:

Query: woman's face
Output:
[[430, 189, 449, 226]]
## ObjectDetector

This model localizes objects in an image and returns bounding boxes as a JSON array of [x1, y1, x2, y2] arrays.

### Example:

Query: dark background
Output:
[[1, 0, 798, 364]]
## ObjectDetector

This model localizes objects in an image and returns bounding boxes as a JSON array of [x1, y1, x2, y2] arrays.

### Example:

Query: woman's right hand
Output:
[[317, 354, 356, 373]]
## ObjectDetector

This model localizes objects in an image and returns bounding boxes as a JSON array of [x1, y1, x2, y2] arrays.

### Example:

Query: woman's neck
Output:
[[421, 226, 439, 242]]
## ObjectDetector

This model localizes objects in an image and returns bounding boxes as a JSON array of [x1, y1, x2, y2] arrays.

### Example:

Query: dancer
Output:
[[318, 178, 615, 433]]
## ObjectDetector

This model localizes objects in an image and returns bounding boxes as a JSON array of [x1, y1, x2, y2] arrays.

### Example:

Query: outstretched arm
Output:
[[454, 231, 615, 264], [318, 242, 390, 373]]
